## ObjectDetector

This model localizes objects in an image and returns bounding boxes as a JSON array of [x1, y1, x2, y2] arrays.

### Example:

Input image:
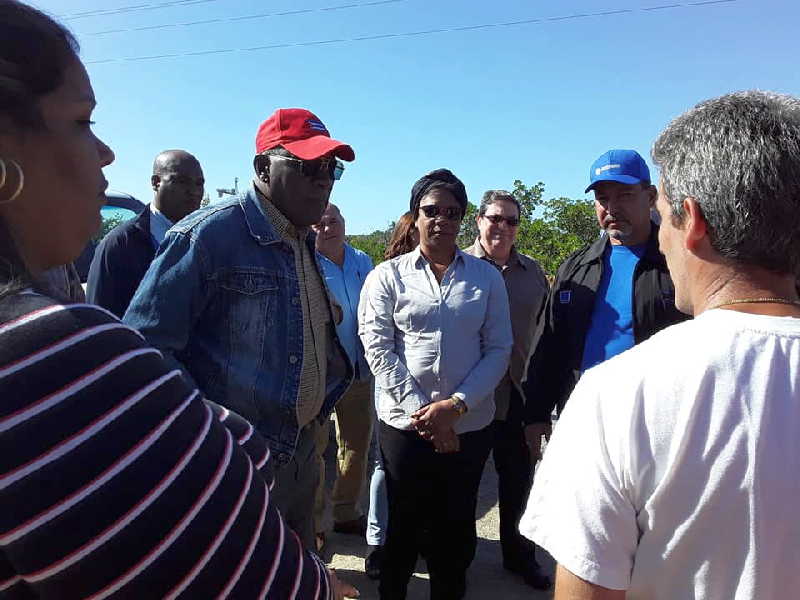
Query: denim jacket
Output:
[[123, 185, 353, 464]]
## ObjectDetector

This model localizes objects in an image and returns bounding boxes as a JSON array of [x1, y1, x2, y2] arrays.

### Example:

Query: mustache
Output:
[[603, 214, 627, 226]]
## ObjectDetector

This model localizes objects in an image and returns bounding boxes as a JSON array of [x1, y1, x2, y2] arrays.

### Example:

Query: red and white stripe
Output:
[[0, 304, 68, 337], [0, 322, 131, 380], [255, 447, 270, 471], [85, 431, 234, 600], [216, 479, 270, 599], [288, 530, 304, 600], [163, 457, 254, 600], [24, 404, 214, 583], [238, 421, 254, 444], [0, 370, 180, 491], [0, 347, 162, 434], [0, 574, 21, 593], [257, 513, 285, 599], [0, 390, 198, 544]]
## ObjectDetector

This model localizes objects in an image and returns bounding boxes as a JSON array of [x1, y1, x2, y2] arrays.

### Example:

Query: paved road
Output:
[[323, 449, 555, 600]]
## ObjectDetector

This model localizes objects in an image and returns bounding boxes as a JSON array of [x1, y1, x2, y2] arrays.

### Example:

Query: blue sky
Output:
[[35, 0, 800, 234]]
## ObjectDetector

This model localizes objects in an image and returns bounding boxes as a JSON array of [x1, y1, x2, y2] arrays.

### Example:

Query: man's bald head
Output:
[[152, 149, 200, 176], [322, 202, 342, 221], [313, 202, 346, 261], [150, 149, 205, 223]]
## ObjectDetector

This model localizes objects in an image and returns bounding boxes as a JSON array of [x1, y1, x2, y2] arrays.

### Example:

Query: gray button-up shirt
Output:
[[358, 247, 512, 434], [465, 240, 550, 419]]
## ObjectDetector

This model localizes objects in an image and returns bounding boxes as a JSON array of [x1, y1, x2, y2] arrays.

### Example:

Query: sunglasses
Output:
[[419, 205, 463, 220], [266, 153, 345, 181], [483, 214, 520, 227]]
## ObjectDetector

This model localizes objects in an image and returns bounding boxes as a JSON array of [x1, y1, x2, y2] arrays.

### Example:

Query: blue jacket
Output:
[[87, 206, 156, 318], [123, 186, 354, 463]]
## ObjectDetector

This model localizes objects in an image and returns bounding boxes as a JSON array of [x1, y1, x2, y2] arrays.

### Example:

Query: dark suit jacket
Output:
[[87, 206, 156, 318]]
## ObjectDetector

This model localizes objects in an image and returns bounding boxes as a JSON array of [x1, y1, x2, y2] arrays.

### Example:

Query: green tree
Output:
[[347, 228, 389, 265], [93, 214, 124, 242], [510, 180, 598, 277], [455, 201, 479, 249]]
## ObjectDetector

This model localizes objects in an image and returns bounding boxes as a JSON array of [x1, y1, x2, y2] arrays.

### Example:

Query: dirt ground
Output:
[[321, 433, 556, 600]]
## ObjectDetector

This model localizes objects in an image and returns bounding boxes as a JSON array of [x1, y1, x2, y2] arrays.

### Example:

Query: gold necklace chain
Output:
[[707, 297, 800, 311]]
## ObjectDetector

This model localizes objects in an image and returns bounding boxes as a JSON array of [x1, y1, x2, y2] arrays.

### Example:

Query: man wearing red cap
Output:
[[124, 108, 356, 550]]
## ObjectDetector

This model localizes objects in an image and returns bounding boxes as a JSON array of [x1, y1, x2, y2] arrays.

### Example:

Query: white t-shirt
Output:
[[520, 310, 800, 599]]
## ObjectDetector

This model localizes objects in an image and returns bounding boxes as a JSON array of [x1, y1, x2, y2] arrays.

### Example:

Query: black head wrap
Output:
[[409, 168, 468, 218]]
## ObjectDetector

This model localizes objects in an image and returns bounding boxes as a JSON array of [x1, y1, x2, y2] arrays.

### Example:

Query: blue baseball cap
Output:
[[585, 149, 651, 193]]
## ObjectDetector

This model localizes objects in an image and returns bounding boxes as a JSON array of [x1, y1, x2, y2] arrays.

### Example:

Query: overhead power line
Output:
[[85, 0, 740, 65], [59, 0, 220, 21], [79, 0, 407, 36]]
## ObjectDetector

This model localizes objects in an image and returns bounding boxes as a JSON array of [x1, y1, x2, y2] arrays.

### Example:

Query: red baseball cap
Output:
[[255, 108, 355, 161]]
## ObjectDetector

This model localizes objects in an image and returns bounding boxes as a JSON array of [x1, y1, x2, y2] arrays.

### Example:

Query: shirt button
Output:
[[289, 355, 298, 364], [292, 298, 300, 306]]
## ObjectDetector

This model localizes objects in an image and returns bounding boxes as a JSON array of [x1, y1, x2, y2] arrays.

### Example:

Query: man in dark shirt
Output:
[[87, 149, 204, 317], [465, 190, 551, 590], [524, 150, 686, 452]]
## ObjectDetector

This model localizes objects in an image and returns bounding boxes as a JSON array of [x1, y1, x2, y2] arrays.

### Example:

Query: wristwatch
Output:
[[450, 396, 468, 416]]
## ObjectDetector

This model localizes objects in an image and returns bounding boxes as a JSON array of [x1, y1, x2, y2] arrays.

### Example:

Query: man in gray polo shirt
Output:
[[465, 189, 551, 590]]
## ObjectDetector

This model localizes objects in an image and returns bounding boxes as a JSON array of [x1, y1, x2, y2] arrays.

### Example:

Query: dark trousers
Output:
[[492, 390, 539, 569], [271, 421, 319, 550], [379, 421, 493, 600]]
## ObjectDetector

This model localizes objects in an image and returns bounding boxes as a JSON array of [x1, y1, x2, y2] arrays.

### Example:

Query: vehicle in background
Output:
[[75, 191, 145, 282]]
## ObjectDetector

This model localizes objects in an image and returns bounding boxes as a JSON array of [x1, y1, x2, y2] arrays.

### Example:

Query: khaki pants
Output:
[[314, 378, 374, 531]]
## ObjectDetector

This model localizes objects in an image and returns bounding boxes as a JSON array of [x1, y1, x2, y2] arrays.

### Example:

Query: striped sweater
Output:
[[0, 293, 333, 599]]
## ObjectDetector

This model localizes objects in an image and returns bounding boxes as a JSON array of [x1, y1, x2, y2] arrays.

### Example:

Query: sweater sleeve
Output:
[[0, 299, 331, 600]]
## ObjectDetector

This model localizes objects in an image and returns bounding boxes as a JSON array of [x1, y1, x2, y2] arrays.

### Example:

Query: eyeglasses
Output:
[[483, 214, 520, 227], [266, 153, 345, 181], [419, 205, 463, 220]]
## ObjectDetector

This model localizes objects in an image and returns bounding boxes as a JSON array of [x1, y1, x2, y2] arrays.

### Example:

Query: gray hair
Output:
[[652, 90, 800, 275], [479, 190, 521, 217]]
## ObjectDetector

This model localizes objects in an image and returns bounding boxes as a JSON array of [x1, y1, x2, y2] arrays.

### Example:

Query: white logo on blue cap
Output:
[[596, 164, 621, 175]]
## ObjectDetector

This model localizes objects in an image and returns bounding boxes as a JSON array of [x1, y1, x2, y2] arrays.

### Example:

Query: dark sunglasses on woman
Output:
[[419, 205, 463, 220]]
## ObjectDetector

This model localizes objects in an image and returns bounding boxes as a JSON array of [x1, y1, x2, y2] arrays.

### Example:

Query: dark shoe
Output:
[[504, 561, 552, 590], [365, 545, 382, 580], [333, 515, 367, 536]]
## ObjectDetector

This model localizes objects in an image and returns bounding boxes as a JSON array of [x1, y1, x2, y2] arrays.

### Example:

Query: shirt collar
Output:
[[411, 246, 465, 268], [149, 203, 173, 227], [259, 191, 306, 241]]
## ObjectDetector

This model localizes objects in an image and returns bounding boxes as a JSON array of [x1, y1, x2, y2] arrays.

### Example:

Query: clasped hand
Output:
[[411, 399, 461, 454]]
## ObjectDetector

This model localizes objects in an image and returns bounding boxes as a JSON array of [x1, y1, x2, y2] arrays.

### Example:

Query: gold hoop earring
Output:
[[0, 159, 24, 205]]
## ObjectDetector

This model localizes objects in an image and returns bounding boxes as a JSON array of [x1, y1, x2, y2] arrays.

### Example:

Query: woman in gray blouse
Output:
[[359, 169, 512, 600]]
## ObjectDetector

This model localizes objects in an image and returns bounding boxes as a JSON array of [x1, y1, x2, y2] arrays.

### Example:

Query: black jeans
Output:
[[492, 389, 539, 569], [378, 421, 493, 600]]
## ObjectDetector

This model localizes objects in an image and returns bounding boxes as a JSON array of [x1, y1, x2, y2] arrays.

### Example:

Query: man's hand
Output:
[[524, 422, 552, 463], [329, 568, 359, 599]]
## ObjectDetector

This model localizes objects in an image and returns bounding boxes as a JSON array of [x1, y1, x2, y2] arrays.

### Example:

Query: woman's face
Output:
[[0, 57, 114, 273], [415, 189, 462, 252]]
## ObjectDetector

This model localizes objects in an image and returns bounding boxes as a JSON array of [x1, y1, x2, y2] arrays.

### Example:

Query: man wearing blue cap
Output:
[[522, 149, 686, 455]]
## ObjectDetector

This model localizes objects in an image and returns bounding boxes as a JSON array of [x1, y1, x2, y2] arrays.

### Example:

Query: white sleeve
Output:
[[518, 367, 640, 590]]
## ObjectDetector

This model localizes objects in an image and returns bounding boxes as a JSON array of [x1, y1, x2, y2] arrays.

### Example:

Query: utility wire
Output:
[[85, 0, 739, 65], [59, 0, 219, 21], [80, 0, 407, 36]]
